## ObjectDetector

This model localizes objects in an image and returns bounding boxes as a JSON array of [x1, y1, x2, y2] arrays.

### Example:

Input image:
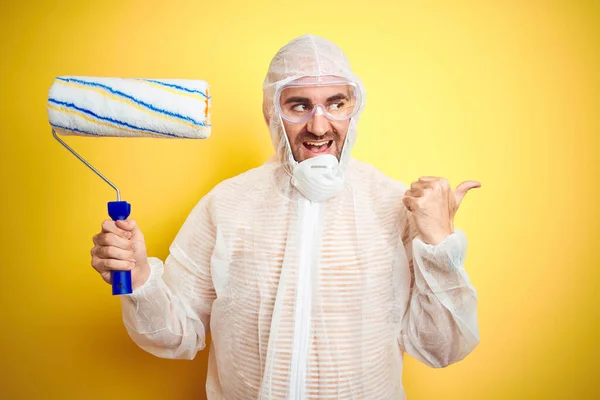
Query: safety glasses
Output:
[[275, 78, 361, 124]]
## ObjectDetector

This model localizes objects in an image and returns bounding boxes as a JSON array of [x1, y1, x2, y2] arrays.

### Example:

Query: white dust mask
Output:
[[291, 154, 344, 202]]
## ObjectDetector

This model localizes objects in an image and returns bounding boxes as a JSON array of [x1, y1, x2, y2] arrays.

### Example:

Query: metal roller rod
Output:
[[52, 129, 121, 201]]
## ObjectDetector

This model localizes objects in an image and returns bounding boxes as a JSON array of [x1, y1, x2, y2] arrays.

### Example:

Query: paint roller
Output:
[[47, 76, 211, 295]]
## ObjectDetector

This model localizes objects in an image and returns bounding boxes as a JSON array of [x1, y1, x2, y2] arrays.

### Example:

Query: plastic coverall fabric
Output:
[[120, 34, 479, 400]]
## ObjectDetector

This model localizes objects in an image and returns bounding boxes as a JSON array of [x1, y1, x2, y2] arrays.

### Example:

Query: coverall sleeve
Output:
[[398, 207, 480, 368], [119, 195, 217, 360]]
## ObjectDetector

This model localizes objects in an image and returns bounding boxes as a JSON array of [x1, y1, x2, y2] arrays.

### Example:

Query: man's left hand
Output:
[[403, 176, 481, 245]]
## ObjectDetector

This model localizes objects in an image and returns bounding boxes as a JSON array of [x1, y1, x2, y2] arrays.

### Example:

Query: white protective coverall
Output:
[[120, 34, 480, 400]]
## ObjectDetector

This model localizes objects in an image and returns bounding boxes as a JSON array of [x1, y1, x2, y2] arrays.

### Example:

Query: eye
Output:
[[329, 102, 346, 111], [291, 103, 310, 113]]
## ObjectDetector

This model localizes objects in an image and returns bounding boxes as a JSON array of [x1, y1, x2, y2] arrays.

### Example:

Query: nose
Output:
[[307, 108, 330, 136]]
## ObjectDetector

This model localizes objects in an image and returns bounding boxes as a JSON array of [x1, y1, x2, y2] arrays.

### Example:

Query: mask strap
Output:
[[335, 117, 353, 167], [276, 113, 298, 179]]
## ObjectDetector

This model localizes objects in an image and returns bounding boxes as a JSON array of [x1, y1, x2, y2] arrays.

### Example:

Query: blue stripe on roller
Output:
[[51, 124, 102, 136], [56, 77, 207, 126], [49, 98, 179, 137], [140, 79, 209, 98]]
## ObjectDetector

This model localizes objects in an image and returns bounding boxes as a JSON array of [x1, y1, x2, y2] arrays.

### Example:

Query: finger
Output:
[[402, 196, 418, 212], [411, 181, 435, 190], [94, 232, 132, 250], [405, 188, 425, 197], [93, 257, 135, 272], [101, 220, 132, 239], [418, 176, 440, 181], [100, 271, 112, 284], [454, 180, 481, 206], [116, 219, 142, 238], [97, 245, 136, 261]]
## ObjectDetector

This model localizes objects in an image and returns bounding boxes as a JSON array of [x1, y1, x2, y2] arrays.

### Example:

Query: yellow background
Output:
[[1, 0, 598, 398]]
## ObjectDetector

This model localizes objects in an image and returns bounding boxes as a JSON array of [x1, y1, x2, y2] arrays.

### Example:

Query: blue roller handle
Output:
[[108, 201, 132, 295]]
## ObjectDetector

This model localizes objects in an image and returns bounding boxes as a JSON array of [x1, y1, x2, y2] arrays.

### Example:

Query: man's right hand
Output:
[[91, 219, 150, 290]]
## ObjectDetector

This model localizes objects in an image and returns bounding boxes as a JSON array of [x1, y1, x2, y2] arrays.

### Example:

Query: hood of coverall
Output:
[[262, 34, 367, 201]]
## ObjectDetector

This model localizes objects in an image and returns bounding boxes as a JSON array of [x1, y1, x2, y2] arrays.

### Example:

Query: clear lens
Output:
[[277, 82, 360, 124]]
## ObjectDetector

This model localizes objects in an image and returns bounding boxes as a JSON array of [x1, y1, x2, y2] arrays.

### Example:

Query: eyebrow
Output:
[[284, 93, 349, 104]]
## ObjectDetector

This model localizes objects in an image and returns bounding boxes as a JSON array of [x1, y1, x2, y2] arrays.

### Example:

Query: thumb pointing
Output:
[[454, 180, 481, 206]]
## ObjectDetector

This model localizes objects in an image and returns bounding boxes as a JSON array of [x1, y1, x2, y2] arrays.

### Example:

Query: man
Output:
[[91, 34, 480, 399]]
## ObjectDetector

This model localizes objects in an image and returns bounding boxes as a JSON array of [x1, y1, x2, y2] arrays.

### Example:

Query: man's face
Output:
[[280, 85, 352, 163]]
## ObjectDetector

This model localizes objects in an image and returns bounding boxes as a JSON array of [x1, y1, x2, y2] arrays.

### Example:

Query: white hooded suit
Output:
[[120, 34, 479, 399]]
